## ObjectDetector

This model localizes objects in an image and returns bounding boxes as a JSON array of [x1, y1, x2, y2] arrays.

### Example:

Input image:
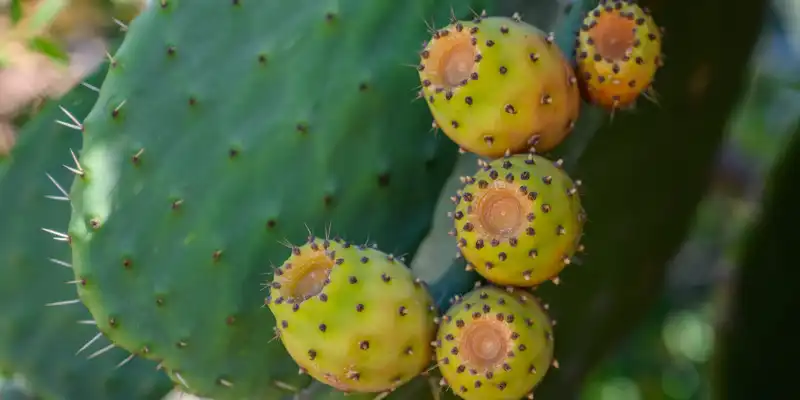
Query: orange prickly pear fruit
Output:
[[418, 14, 580, 158], [576, 0, 664, 110]]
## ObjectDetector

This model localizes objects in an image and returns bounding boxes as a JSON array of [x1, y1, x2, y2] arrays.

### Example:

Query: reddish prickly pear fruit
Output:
[[452, 154, 585, 287], [435, 285, 555, 399], [418, 15, 580, 158], [576, 0, 663, 110], [266, 236, 437, 394]]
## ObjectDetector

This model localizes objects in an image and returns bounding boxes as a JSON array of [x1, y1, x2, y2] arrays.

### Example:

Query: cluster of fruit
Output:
[[264, 1, 662, 399]]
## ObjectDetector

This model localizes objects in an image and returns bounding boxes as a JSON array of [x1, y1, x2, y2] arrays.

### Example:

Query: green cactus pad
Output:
[[452, 154, 585, 287], [418, 15, 580, 158], [64, 1, 492, 398], [267, 237, 437, 394], [0, 69, 172, 399], [435, 285, 554, 399], [575, 0, 663, 109]]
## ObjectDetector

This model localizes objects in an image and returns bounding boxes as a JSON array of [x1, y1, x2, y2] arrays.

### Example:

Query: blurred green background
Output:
[[580, 4, 800, 399], [1, 0, 798, 399]]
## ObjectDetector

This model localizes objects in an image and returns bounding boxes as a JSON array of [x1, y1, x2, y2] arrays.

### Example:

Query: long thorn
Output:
[[46, 299, 81, 307], [76, 332, 103, 355], [41, 227, 68, 238], [115, 353, 136, 369], [46, 173, 70, 198], [112, 18, 128, 32], [87, 344, 115, 360], [45, 195, 70, 201], [49, 258, 72, 268], [81, 81, 100, 92], [58, 106, 83, 130], [174, 372, 189, 388]]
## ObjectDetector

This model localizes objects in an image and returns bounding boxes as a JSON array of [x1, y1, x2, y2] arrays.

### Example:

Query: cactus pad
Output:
[[452, 154, 585, 287], [435, 285, 554, 399], [576, 0, 663, 109], [64, 1, 488, 398], [418, 15, 580, 158], [267, 237, 437, 393], [0, 69, 172, 399]]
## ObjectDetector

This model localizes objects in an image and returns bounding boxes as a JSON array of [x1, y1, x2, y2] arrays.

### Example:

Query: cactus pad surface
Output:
[[267, 237, 437, 393], [418, 15, 580, 158], [0, 70, 171, 399], [576, 0, 663, 109], [435, 285, 554, 399], [452, 154, 584, 287], [64, 1, 486, 398]]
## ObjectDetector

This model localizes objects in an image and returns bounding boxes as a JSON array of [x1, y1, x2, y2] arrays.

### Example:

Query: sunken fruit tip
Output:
[[451, 153, 585, 287], [417, 13, 580, 159], [265, 236, 438, 394], [576, 0, 664, 110], [435, 285, 555, 400]]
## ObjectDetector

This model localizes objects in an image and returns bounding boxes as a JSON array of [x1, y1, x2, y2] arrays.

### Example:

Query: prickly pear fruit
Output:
[[576, 0, 663, 110], [435, 285, 554, 399], [452, 154, 584, 287], [267, 236, 437, 394], [418, 15, 580, 158]]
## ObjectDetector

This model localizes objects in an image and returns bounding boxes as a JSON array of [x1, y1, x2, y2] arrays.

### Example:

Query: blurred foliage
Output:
[[712, 100, 800, 400], [0, 0, 142, 66], [578, 3, 800, 399]]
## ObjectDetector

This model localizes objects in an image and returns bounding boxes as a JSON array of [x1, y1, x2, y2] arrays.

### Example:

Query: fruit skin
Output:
[[65, 3, 492, 397], [435, 285, 554, 400], [0, 66, 171, 399], [267, 237, 437, 394], [453, 153, 584, 287], [418, 15, 580, 158], [575, 0, 663, 109]]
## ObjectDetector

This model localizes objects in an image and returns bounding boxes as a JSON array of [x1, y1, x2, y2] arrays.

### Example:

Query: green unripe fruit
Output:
[[453, 154, 585, 286], [435, 285, 554, 400], [267, 237, 437, 394]]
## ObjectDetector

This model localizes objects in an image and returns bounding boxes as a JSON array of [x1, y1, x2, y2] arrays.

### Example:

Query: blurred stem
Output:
[[712, 116, 800, 398]]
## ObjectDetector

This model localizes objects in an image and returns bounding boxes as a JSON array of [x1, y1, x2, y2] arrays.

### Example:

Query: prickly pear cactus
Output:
[[0, 68, 172, 399], [64, 1, 491, 398], [575, 0, 663, 110], [418, 15, 580, 158], [267, 237, 437, 394], [452, 154, 585, 287], [435, 285, 554, 399]]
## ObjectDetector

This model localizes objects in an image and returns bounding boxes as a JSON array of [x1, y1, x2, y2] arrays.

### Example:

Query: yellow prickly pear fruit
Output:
[[452, 154, 585, 287], [435, 285, 555, 399], [418, 14, 580, 158], [576, 0, 664, 109], [266, 237, 437, 394]]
